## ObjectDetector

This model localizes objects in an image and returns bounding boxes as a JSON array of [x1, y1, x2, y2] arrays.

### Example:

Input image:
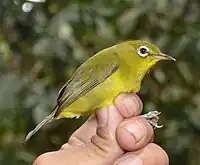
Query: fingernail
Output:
[[129, 94, 142, 111], [96, 107, 108, 127], [123, 120, 146, 143], [117, 94, 142, 116], [114, 155, 143, 165]]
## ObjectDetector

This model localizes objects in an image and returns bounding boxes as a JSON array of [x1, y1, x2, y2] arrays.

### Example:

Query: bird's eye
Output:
[[137, 46, 149, 57]]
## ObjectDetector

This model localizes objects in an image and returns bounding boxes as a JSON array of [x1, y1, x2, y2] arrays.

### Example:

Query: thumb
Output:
[[33, 106, 124, 165], [87, 105, 125, 163], [70, 105, 125, 164]]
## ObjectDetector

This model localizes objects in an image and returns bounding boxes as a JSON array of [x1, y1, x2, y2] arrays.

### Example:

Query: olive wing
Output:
[[55, 52, 120, 117]]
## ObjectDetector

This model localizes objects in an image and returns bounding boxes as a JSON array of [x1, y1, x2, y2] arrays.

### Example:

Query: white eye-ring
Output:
[[137, 46, 149, 57]]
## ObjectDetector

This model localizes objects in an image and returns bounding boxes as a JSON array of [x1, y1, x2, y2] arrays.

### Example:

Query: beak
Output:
[[152, 53, 176, 61]]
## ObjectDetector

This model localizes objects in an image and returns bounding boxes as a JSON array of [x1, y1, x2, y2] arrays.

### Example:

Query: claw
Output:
[[149, 121, 163, 129], [142, 111, 163, 129]]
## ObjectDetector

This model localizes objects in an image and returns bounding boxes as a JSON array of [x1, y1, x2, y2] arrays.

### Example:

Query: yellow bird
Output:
[[25, 40, 176, 142]]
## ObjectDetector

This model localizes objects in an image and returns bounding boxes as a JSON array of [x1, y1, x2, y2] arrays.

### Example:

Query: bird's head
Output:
[[124, 40, 176, 90], [127, 40, 176, 71]]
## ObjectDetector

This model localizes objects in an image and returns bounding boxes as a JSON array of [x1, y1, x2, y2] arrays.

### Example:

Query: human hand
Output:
[[33, 93, 169, 165]]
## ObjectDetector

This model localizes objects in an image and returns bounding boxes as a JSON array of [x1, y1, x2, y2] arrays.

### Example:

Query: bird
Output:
[[24, 40, 176, 142]]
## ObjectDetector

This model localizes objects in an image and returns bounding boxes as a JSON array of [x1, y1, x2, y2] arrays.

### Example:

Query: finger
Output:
[[64, 105, 124, 149], [114, 143, 169, 165], [62, 93, 142, 148], [62, 115, 98, 148], [116, 116, 154, 151], [114, 93, 143, 118]]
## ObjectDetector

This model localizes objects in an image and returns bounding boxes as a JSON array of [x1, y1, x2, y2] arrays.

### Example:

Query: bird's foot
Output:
[[142, 111, 163, 129]]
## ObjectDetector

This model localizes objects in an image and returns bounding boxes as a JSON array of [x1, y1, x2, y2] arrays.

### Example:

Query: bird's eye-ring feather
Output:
[[137, 46, 149, 57]]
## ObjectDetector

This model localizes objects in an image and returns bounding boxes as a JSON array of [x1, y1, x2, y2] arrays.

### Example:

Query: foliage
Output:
[[0, 0, 200, 164]]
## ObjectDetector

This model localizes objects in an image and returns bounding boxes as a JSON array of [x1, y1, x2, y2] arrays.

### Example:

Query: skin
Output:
[[33, 93, 169, 165]]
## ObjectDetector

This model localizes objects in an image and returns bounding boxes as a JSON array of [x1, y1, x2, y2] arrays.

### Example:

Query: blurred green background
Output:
[[0, 0, 200, 164]]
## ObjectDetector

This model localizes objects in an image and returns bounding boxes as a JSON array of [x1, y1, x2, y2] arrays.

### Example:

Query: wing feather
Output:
[[55, 52, 120, 117]]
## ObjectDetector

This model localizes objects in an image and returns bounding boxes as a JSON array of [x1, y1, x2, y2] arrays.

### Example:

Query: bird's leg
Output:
[[141, 111, 163, 129]]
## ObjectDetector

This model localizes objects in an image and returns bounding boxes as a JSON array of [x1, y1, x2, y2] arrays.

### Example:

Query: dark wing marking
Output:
[[54, 52, 120, 117]]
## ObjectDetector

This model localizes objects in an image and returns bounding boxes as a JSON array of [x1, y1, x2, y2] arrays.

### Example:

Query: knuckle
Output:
[[89, 127, 121, 160], [68, 135, 87, 146], [90, 134, 113, 158]]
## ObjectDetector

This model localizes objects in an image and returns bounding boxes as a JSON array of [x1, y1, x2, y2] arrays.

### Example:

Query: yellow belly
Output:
[[56, 70, 140, 119]]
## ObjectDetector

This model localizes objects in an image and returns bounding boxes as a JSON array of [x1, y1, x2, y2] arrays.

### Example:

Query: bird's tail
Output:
[[24, 106, 58, 143]]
